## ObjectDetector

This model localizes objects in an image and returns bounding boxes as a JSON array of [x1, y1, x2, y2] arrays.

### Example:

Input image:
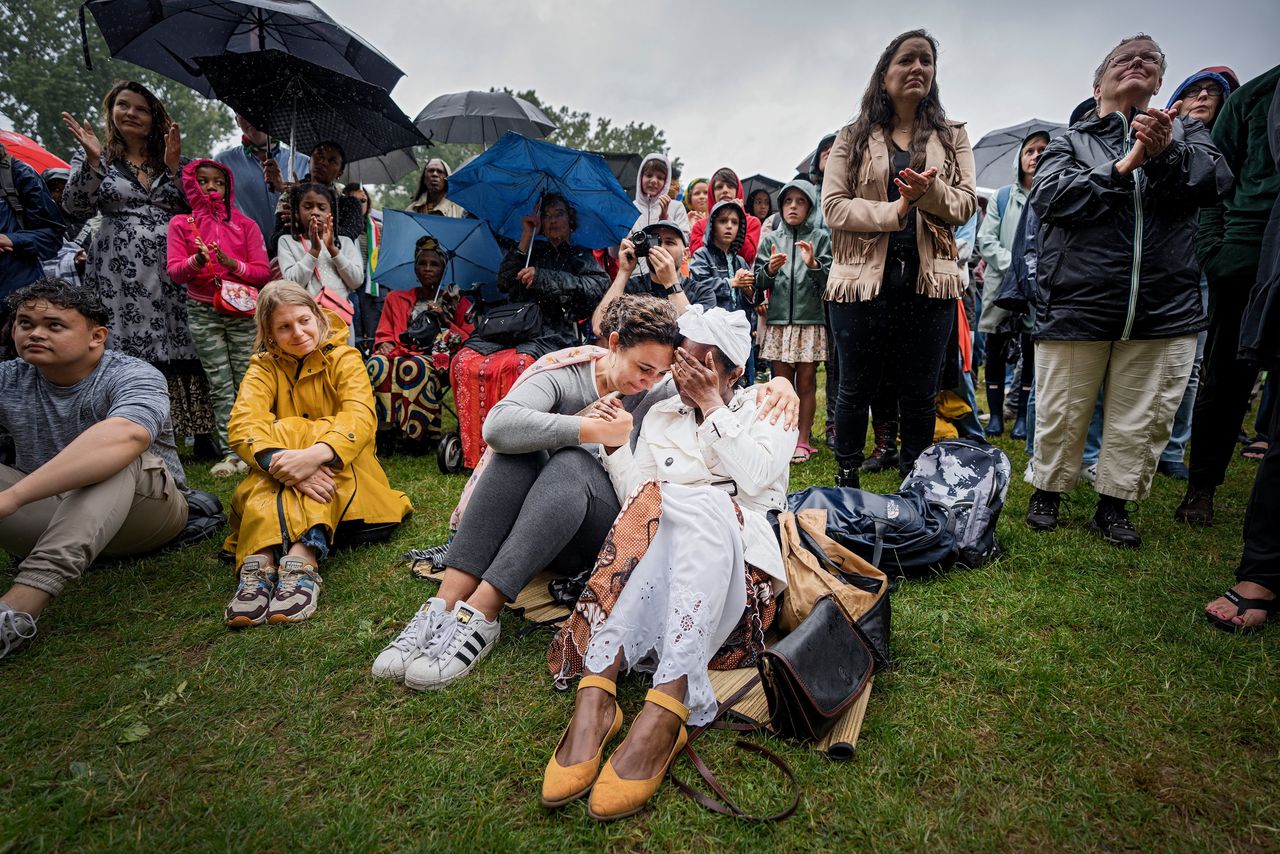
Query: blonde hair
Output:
[[253, 280, 331, 352]]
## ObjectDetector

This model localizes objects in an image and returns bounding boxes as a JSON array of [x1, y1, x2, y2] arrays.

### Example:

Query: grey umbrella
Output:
[[343, 147, 419, 185], [972, 118, 1068, 190], [414, 91, 557, 147]]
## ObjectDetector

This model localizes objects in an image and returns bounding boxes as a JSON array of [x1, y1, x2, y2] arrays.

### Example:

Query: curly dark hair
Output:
[[289, 182, 339, 238], [539, 192, 579, 234], [101, 80, 173, 174], [845, 30, 957, 178], [7, 278, 112, 327], [598, 294, 679, 350]]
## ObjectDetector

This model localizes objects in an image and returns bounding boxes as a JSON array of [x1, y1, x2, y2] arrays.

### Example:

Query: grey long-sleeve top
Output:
[[481, 361, 672, 455]]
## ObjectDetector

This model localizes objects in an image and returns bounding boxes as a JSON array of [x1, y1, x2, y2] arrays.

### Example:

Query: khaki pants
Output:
[[0, 453, 189, 597], [1032, 336, 1197, 501]]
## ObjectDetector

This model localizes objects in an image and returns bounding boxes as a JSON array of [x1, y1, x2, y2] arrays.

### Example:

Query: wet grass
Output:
[[1, 378, 1277, 852]]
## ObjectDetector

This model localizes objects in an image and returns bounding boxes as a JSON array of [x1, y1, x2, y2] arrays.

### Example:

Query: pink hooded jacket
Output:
[[167, 158, 270, 304]]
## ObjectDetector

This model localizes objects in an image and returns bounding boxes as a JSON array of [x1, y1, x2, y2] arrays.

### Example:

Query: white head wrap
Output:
[[677, 305, 752, 368]]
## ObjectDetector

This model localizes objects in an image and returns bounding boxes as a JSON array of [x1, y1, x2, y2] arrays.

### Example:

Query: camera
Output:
[[399, 311, 441, 352], [628, 230, 652, 258]]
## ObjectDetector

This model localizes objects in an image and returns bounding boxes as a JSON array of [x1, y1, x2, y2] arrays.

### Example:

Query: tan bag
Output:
[[777, 509, 887, 630]]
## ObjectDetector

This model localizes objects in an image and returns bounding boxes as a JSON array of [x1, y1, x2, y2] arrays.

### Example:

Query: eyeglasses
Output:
[[1181, 84, 1223, 99], [1109, 50, 1164, 68]]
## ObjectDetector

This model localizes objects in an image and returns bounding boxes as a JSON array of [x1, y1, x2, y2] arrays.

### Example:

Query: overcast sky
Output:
[[331, 0, 1277, 184]]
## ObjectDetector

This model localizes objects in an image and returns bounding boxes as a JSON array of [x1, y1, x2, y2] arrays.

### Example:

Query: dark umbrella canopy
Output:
[[343, 147, 419, 185], [448, 132, 636, 250], [742, 174, 784, 205], [80, 0, 404, 97], [414, 91, 557, 147], [196, 50, 425, 165], [972, 118, 1068, 190]]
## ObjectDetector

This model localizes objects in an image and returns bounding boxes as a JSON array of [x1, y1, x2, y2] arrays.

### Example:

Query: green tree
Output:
[[371, 88, 678, 211], [0, 0, 234, 162]]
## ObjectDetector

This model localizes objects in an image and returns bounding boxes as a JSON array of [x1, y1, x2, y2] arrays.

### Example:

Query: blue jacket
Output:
[[1, 154, 65, 298]]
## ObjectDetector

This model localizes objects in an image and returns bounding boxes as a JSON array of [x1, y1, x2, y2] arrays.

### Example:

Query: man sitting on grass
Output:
[[0, 279, 190, 658]]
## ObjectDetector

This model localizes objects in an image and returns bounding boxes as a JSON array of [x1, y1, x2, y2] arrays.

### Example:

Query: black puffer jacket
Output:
[[1030, 110, 1232, 341]]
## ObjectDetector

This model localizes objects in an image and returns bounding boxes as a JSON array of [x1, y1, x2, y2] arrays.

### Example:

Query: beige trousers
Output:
[[0, 453, 189, 597], [1031, 336, 1197, 501]]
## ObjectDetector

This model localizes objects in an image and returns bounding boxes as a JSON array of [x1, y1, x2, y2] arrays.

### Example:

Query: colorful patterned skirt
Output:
[[366, 354, 446, 444], [450, 347, 536, 470]]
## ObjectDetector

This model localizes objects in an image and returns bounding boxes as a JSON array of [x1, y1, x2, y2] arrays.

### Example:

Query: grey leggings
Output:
[[446, 446, 621, 601]]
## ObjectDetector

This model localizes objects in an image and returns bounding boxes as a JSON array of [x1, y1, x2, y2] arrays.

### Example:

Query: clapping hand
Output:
[[193, 236, 210, 267], [767, 249, 787, 275], [797, 240, 818, 269], [894, 167, 937, 203], [731, 269, 755, 289], [60, 112, 102, 167], [164, 123, 182, 174], [1132, 104, 1179, 158]]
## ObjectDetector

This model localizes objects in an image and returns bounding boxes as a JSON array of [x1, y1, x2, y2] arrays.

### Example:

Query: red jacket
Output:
[[688, 176, 760, 263], [375, 288, 473, 356]]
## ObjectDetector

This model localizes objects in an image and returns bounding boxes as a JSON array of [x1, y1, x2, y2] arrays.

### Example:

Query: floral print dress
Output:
[[63, 151, 212, 435]]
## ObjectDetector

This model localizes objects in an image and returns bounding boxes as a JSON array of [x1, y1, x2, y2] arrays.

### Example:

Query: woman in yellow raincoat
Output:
[[223, 281, 412, 627]]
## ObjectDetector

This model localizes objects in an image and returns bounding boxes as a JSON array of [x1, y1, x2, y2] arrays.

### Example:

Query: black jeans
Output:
[[985, 331, 1034, 394], [446, 446, 621, 600], [1189, 263, 1261, 489], [830, 258, 956, 471], [1238, 389, 1280, 594]]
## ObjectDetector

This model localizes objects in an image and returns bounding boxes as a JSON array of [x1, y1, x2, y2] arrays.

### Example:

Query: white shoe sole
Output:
[[403, 637, 496, 692]]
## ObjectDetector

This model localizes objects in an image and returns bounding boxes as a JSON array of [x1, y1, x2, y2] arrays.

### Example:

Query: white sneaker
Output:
[[403, 602, 500, 692], [1082, 463, 1099, 484], [0, 603, 37, 659], [371, 597, 450, 680]]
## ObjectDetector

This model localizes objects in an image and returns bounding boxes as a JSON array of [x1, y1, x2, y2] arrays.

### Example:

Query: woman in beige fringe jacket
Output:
[[822, 29, 976, 487]]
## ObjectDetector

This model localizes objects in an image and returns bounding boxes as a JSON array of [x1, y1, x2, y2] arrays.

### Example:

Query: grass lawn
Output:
[[2, 376, 1278, 852]]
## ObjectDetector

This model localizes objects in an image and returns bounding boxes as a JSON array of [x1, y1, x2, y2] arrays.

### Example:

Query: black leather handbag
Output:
[[472, 301, 543, 347], [758, 596, 875, 743]]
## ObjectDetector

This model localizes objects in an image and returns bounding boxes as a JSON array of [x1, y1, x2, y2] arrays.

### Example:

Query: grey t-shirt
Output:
[[482, 360, 674, 455], [0, 350, 187, 490]]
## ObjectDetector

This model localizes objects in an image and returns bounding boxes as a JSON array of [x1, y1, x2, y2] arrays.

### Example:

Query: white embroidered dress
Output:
[[585, 389, 795, 725]]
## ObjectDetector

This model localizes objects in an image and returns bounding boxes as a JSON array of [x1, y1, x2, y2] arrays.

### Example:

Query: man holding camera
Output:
[[591, 220, 714, 335]]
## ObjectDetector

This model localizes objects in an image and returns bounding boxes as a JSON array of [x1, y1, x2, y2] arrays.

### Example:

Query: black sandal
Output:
[[1205, 588, 1277, 634]]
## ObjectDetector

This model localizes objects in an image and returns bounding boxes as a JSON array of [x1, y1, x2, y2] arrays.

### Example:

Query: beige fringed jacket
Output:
[[821, 122, 977, 302]]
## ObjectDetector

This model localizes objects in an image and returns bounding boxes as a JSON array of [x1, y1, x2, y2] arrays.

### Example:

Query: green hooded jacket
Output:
[[753, 179, 831, 326]]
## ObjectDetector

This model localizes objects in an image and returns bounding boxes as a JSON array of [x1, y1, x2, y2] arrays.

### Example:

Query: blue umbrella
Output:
[[447, 132, 636, 251], [375, 210, 504, 302]]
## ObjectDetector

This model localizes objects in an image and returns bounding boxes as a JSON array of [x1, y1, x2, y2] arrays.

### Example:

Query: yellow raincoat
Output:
[[223, 311, 412, 564]]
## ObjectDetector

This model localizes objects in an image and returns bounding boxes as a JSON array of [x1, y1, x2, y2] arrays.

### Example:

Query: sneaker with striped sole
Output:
[[403, 602, 499, 691]]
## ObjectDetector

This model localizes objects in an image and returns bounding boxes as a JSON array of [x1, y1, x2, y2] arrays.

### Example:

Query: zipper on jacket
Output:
[[1116, 111, 1143, 341]]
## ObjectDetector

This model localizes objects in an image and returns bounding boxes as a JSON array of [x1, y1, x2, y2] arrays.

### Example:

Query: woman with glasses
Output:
[[1022, 34, 1232, 548]]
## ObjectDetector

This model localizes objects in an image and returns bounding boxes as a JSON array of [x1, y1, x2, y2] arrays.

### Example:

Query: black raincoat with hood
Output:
[[1030, 110, 1232, 341], [689, 198, 748, 311]]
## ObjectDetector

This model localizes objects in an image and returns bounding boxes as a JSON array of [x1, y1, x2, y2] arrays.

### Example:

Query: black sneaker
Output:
[[1025, 489, 1061, 531], [1174, 485, 1214, 527], [835, 465, 861, 489], [1089, 499, 1142, 548]]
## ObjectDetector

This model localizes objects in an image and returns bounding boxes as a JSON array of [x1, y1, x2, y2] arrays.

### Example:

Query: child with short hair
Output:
[[689, 199, 751, 312]]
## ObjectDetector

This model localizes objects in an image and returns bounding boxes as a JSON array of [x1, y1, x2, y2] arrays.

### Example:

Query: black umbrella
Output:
[[972, 119, 1068, 190], [414, 90, 557, 147], [196, 50, 425, 174], [80, 0, 404, 97], [743, 174, 784, 204], [343, 147, 419, 185]]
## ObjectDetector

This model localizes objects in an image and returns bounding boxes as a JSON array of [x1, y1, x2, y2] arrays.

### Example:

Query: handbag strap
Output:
[[669, 674, 801, 821]]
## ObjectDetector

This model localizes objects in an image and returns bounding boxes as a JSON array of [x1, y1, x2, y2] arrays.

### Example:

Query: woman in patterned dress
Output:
[[61, 81, 213, 438]]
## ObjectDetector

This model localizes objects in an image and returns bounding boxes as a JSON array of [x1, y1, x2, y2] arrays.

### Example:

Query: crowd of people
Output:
[[0, 28, 1276, 821]]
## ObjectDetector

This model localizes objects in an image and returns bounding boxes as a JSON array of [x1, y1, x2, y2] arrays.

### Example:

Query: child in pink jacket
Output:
[[167, 159, 270, 477]]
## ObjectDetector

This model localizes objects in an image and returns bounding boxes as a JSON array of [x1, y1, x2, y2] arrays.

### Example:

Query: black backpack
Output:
[[787, 486, 957, 578], [899, 439, 1011, 568]]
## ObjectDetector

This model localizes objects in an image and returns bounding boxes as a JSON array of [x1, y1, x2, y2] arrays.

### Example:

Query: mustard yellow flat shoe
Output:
[[540, 674, 624, 808], [587, 689, 690, 821]]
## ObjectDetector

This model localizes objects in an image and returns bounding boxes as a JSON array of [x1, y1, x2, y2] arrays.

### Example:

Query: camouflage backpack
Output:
[[899, 439, 1011, 567]]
